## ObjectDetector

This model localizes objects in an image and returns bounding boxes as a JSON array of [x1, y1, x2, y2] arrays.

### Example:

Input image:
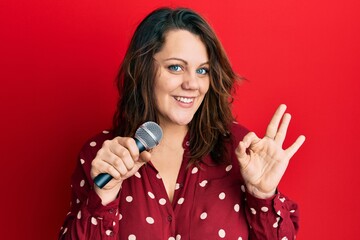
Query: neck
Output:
[[158, 122, 188, 149]]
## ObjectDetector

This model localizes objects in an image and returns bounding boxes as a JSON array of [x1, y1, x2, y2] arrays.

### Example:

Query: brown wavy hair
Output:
[[113, 7, 240, 165]]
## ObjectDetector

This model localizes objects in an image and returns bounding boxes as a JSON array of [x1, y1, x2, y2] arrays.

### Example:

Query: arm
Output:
[[58, 132, 151, 239], [235, 104, 305, 239], [245, 190, 299, 239], [58, 134, 121, 239]]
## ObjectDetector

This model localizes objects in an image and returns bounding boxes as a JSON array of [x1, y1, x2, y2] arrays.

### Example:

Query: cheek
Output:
[[201, 79, 210, 94]]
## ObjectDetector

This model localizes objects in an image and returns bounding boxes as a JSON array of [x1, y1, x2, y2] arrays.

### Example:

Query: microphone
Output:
[[94, 121, 163, 189]]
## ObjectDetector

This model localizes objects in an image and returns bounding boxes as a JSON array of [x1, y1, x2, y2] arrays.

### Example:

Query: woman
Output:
[[59, 7, 305, 239]]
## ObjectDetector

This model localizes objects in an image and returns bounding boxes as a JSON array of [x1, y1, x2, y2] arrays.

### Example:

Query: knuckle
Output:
[[123, 137, 135, 146], [102, 139, 112, 147], [117, 148, 129, 158]]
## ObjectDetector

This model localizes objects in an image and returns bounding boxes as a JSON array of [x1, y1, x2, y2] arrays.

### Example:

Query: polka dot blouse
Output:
[[59, 123, 299, 239]]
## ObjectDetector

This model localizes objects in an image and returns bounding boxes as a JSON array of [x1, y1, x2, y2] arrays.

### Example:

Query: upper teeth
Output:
[[175, 97, 193, 103]]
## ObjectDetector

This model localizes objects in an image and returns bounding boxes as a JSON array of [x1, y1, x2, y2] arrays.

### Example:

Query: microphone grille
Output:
[[135, 121, 163, 150]]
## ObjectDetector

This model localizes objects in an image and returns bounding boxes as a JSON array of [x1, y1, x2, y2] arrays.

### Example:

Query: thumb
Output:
[[139, 151, 152, 163], [235, 141, 249, 168]]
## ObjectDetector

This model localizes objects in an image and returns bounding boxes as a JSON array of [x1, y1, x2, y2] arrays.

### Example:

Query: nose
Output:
[[182, 71, 200, 90]]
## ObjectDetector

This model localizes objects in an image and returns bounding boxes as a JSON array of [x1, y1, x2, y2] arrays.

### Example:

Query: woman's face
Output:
[[153, 30, 210, 128]]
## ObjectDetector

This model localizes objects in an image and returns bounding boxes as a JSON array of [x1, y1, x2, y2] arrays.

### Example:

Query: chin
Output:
[[173, 116, 194, 126]]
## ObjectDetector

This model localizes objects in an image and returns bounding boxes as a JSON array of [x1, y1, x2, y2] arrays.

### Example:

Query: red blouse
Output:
[[59, 123, 299, 239]]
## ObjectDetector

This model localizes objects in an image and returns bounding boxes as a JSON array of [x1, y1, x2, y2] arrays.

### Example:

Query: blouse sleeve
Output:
[[58, 132, 121, 239], [244, 190, 299, 240]]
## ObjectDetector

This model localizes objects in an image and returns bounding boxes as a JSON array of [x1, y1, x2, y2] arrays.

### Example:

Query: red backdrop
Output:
[[1, 0, 359, 239]]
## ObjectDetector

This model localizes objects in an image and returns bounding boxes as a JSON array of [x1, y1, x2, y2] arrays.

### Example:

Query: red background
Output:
[[1, 0, 359, 239]]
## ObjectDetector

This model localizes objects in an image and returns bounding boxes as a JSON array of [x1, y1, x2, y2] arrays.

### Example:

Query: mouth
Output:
[[174, 96, 194, 104]]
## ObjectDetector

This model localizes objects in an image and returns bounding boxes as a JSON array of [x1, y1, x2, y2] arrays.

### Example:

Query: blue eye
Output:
[[196, 68, 209, 75], [168, 65, 182, 72]]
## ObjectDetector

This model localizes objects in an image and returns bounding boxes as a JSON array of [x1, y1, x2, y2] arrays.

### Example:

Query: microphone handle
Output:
[[94, 138, 145, 189]]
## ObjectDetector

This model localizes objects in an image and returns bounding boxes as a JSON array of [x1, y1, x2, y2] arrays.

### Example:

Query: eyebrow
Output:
[[164, 57, 209, 66]]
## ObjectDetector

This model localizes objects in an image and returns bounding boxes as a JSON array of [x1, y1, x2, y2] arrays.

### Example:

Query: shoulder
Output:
[[229, 121, 249, 143], [79, 130, 115, 161]]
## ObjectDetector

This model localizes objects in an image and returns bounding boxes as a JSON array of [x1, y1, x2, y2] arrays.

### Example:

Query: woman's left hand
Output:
[[235, 104, 306, 199]]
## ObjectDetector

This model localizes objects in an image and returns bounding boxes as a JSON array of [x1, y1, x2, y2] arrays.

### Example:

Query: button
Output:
[[108, 208, 114, 214], [167, 215, 173, 222]]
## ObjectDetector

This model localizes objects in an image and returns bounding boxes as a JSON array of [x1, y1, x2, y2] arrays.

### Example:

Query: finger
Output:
[[274, 113, 291, 145], [109, 143, 135, 170], [139, 151, 152, 163], [242, 131, 260, 148], [265, 104, 287, 139], [91, 156, 121, 180], [235, 141, 249, 168], [109, 157, 128, 177], [285, 135, 306, 159], [110, 148, 135, 173], [116, 137, 140, 161]]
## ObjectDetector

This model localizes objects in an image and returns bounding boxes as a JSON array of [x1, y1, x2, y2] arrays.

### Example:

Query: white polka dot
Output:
[[90, 141, 96, 147], [238, 237, 243, 240], [175, 183, 180, 190], [241, 185, 246, 192], [279, 197, 286, 202], [146, 217, 154, 224], [134, 172, 141, 178], [62, 228, 68, 235], [281, 237, 288, 240], [105, 230, 112, 236], [113, 221, 116, 226], [176, 235, 181, 240], [103, 130, 109, 134], [66, 211, 71, 216], [156, 173, 162, 179], [290, 209, 296, 213], [234, 204, 240, 212], [91, 217, 97, 225], [128, 235, 136, 240], [225, 165, 232, 171], [126, 196, 133, 202], [80, 179, 85, 187], [148, 192, 155, 199], [199, 180, 208, 187], [168, 237, 175, 240], [80, 159, 85, 164], [250, 208, 256, 215], [261, 207, 269, 212], [159, 198, 166, 205], [277, 210, 281, 216], [77, 210, 81, 219], [218, 229, 226, 238], [273, 217, 280, 228], [119, 214, 122, 220], [200, 212, 207, 220], [177, 198, 185, 204], [192, 167, 198, 174], [219, 192, 226, 200], [76, 198, 80, 204]]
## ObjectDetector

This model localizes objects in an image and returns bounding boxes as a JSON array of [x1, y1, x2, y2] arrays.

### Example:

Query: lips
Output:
[[174, 96, 194, 103]]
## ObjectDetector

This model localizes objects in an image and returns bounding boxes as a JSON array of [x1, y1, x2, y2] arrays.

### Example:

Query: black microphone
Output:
[[94, 121, 163, 189]]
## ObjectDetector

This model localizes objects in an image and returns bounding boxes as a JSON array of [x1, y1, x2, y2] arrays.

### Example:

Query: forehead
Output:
[[155, 30, 209, 63]]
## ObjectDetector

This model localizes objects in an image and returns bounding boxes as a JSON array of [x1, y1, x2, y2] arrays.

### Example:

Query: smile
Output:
[[174, 96, 194, 103]]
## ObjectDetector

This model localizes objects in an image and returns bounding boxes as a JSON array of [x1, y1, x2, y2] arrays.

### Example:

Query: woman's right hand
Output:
[[90, 137, 152, 205]]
